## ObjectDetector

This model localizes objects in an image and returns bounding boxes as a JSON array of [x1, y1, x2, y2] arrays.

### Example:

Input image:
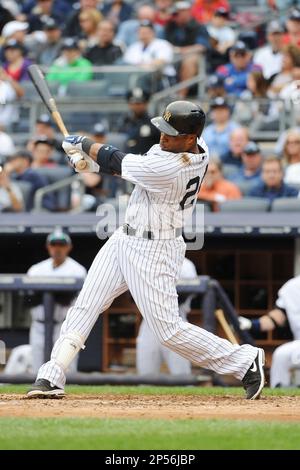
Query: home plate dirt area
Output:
[[1, 394, 300, 422]]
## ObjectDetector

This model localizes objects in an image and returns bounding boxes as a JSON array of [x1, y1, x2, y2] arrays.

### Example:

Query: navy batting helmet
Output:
[[151, 101, 206, 137]]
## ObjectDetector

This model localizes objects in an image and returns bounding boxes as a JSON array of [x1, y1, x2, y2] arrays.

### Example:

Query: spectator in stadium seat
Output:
[[203, 97, 238, 160], [207, 7, 236, 72], [198, 158, 241, 211], [116, 4, 164, 48], [46, 37, 93, 85], [123, 21, 176, 90], [85, 19, 123, 65], [249, 156, 299, 202], [0, 127, 15, 158], [2, 39, 32, 82], [253, 20, 284, 81], [221, 127, 249, 167], [283, 8, 300, 47], [101, 0, 133, 27], [78, 7, 103, 49], [26, 0, 65, 32], [164, 1, 210, 97], [217, 41, 261, 97], [64, 0, 101, 38], [206, 74, 226, 99], [31, 136, 57, 168], [283, 129, 300, 186], [269, 45, 300, 96], [191, 0, 230, 24], [37, 17, 63, 66], [4, 150, 56, 211], [230, 141, 263, 193], [0, 168, 23, 212], [117, 87, 160, 155]]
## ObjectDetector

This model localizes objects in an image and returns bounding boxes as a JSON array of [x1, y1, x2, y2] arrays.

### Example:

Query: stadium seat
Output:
[[66, 80, 108, 98], [271, 198, 300, 212], [22, 81, 59, 100], [219, 198, 270, 212], [236, 179, 258, 196], [34, 166, 73, 211], [15, 180, 33, 212]]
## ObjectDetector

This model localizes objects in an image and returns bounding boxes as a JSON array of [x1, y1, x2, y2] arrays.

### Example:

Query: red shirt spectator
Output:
[[191, 0, 230, 24]]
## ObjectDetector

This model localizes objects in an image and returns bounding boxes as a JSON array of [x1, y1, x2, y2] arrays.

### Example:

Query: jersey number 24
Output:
[[180, 176, 201, 210]]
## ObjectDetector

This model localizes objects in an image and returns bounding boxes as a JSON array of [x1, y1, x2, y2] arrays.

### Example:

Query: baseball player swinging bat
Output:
[[28, 64, 87, 171]]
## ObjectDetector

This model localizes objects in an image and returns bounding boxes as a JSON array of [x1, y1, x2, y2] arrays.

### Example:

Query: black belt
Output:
[[123, 224, 182, 240]]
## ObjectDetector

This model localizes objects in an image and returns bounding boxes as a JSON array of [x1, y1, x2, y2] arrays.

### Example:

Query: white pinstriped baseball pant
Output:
[[37, 227, 258, 388]]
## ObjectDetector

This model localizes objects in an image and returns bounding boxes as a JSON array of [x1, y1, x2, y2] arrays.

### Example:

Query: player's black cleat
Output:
[[242, 348, 265, 400], [27, 379, 65, 399]]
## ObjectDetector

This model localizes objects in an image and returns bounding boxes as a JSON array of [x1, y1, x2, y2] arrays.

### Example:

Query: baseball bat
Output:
[[215, 309, 239, 345], [28, 64, 87, 171]]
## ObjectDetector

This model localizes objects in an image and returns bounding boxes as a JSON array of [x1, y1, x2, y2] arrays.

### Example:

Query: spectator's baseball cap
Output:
[[127, 87, 150, 103], [46, 230, 71, 245], [2, 21, 28, 39], [244, 141, 261, 154], [33, 135, 55, 146], [289, 8, 300, 21], [36, 114, 53, 126], [214, 7, 230, 18], [231, 41, 249, 54], [42, 17, 59, 31], [267, 20, 284, 34], [210, 97, 230, 109], [207, 74, 225, 89], [92, 122, 107, 136], [3, 39, 25, 52], [8, 150, 33, 163], [61, 37, 80, 50], [173, 1, 192, 12]]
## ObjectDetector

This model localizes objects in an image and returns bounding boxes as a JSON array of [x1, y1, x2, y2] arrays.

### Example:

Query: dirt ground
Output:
[[0, 394, 300, 422]]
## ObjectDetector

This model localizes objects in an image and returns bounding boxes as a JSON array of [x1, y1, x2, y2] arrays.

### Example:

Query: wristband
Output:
[[82, 137, 94, 156]]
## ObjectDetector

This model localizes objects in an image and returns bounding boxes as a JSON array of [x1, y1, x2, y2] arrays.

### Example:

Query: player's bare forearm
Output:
[[88, 142, 104, 161]]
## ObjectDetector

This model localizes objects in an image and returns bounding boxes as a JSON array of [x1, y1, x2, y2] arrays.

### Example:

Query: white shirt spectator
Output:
[[0, 129, 15, 157], [0, 183, 23, 211], [123, 38, 176, 77], [253, 46, 283, 80], [207, 24, 235, 44], [285, 163, 300, 186], [0, 80, 19, 129]]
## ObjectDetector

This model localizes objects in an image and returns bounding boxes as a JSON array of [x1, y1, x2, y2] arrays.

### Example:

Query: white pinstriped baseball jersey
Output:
[[37, 137, 258, 389], [123, 138, 208, 233]]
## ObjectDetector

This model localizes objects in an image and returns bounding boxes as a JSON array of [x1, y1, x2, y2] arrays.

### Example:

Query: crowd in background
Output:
[[0, 0, 300, 212]]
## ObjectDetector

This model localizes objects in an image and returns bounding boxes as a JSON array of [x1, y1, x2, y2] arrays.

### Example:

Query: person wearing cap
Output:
[[46, 37, 93, 86], [26, 0, 65, 33], [203, 97, 238, 159], [31, 135, 57, 168], [216, 41, 262, 96], [198, 157, 241, 211], [117, 87, 160, 155], [164, 1, 210, 96], [122, 20, 176, 89], [2, 39, 32, 82], [25, 230, 86, 373], [253, 21, 284, 80], [84, 19, 123, 66], [116, 4, 165, 48], [206, 74, 226, 98], [1, 20, 29, 43], [4, 149, 56, 211], [37, 17, 63, 66], [208, 8, 235, 47], [229, 142, 263, 194]]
